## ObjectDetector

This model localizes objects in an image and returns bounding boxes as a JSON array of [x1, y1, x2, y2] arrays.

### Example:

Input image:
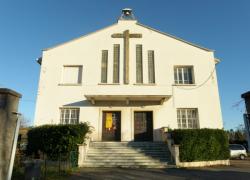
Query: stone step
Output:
[[86, 156, 170, 161], [88, 149, 169, 154], [81, 162, 169, 166], [79, 164, 169, 168], [85, 159, 170, 163], [87, 152, 170, 156], [84, 159, 169, 163], [82, 142, 172, 168], [89, 147, 169, 151], [91, 141, 166, 146], [90, 142, 167, 147], [86, 155, 170, 160]]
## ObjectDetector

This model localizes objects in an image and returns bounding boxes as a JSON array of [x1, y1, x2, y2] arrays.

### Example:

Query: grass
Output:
[[12, 164, 73, 180], [42, 168, 71, 180], [12, 166, 25, 180]]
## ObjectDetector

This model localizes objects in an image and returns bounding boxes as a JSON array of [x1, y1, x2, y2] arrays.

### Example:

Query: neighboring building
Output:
[[34, 9, 223, 142], [241, 91, 250, 151]]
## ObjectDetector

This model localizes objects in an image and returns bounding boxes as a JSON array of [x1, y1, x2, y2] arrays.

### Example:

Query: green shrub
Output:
[[171, 129, 230, 162], [26, 123, 91, 159]]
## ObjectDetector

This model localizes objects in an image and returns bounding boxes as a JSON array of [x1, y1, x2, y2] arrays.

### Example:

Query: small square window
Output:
[[174, 66, 194, 85], [62, 66, 82, 84], [176, 108, 199, 129], [60, 108, 79, 124]]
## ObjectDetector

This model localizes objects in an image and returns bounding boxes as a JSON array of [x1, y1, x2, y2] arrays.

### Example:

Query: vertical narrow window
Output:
[[136, 44, 143, 83], [101, 50, 108, 83], [148, 50, 155, 84], [113, 44, 120, 83]]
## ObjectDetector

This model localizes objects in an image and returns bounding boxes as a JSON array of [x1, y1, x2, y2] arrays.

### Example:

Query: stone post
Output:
[[0, 88, 22, 180], [173, 145, 180, 166]]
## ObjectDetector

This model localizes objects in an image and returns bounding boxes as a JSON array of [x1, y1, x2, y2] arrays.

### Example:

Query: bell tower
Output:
[[119, 8, 136, 21]]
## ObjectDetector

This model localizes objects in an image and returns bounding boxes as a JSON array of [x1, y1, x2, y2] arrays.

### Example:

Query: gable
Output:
[[43, 21, 213, 53]]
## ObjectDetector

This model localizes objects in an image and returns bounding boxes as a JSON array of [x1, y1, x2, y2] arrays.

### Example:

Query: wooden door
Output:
[[102, 111, 121, 141], [134, 111, 153, 141]]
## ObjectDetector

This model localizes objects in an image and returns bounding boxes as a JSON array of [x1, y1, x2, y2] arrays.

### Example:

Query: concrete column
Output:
[[0, 88, 22, 180]]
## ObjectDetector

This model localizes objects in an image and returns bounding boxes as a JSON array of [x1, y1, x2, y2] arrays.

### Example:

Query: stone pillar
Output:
[[0, 88, 22, 180], [173, 145, 180, 166]]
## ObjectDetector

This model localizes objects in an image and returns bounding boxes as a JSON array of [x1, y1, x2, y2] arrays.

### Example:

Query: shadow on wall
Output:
[[63, 100, 162, 107]]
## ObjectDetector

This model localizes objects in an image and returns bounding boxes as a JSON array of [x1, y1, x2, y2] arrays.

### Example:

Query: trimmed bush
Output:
[[26, 123, 91, 159], [171, 129, 230, 162]]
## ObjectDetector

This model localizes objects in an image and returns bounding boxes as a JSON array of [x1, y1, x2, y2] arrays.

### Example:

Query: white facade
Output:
[[34, 10, 223, 142]]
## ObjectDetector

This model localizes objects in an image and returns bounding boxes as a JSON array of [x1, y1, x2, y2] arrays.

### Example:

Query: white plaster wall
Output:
[[34, 20, 223, 141]]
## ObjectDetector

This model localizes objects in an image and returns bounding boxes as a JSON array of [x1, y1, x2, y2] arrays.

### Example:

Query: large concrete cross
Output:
[[111, 30, 142, 84]]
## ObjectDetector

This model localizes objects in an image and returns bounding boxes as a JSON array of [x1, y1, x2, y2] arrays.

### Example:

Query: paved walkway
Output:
[[69, 159, 250, 180]]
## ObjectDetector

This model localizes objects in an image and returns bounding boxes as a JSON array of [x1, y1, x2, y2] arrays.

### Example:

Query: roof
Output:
[[43, 21, 213, 52], [43, 23, 118, 51], [136, 23, 213, 52]]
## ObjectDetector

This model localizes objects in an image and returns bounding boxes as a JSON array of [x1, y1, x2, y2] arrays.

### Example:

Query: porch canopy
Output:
[[85, 95, 170, 105]]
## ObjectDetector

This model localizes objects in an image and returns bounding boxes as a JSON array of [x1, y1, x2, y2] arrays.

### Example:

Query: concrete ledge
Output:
[[0, 88, 22, 98], [177, 160, 230, 168]]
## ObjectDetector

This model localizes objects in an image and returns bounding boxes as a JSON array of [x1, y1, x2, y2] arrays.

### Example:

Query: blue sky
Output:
[[0, 0, 249, 129]]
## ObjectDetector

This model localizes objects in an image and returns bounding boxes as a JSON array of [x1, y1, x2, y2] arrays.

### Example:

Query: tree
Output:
[[227, 124, 248, 146], [19, 114, 31, 128]]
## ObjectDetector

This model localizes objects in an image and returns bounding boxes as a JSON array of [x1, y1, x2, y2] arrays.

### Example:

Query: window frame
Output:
[[60, 107, 80, 124], [113, 44, 120, 84], [136, 44, 143, 84], [174, 66, 195, 85], [148, 50, 156, 84], [177, 108, 199, 129], [101, 50, 108, 83]]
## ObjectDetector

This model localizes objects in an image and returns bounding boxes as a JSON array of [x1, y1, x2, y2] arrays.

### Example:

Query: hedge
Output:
[[171, 129, 230, 162], [26, 123, 91, 159]]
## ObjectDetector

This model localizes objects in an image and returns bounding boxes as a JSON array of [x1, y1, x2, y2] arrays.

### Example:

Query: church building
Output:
[[34, 9, 223, 142]]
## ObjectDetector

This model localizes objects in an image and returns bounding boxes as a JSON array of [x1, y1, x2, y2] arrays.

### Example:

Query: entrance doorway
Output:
[[134, 111, 153, 141], [102, 111, 121, 141]]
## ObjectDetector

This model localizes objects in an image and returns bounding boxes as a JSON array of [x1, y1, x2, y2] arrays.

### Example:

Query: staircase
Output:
[[80, 141, 172, 168]]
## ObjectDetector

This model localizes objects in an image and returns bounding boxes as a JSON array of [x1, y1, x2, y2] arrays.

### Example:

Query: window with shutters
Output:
[[174, 66, 194, 84], [62, 66, 82, 84], [148, 50, 155, 84], [177, 108, 199, 129], [101, 50, 108, 83], [136, 44, 143, 83], [60, 108, 79, 124], [113, 44, 120, 83]]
